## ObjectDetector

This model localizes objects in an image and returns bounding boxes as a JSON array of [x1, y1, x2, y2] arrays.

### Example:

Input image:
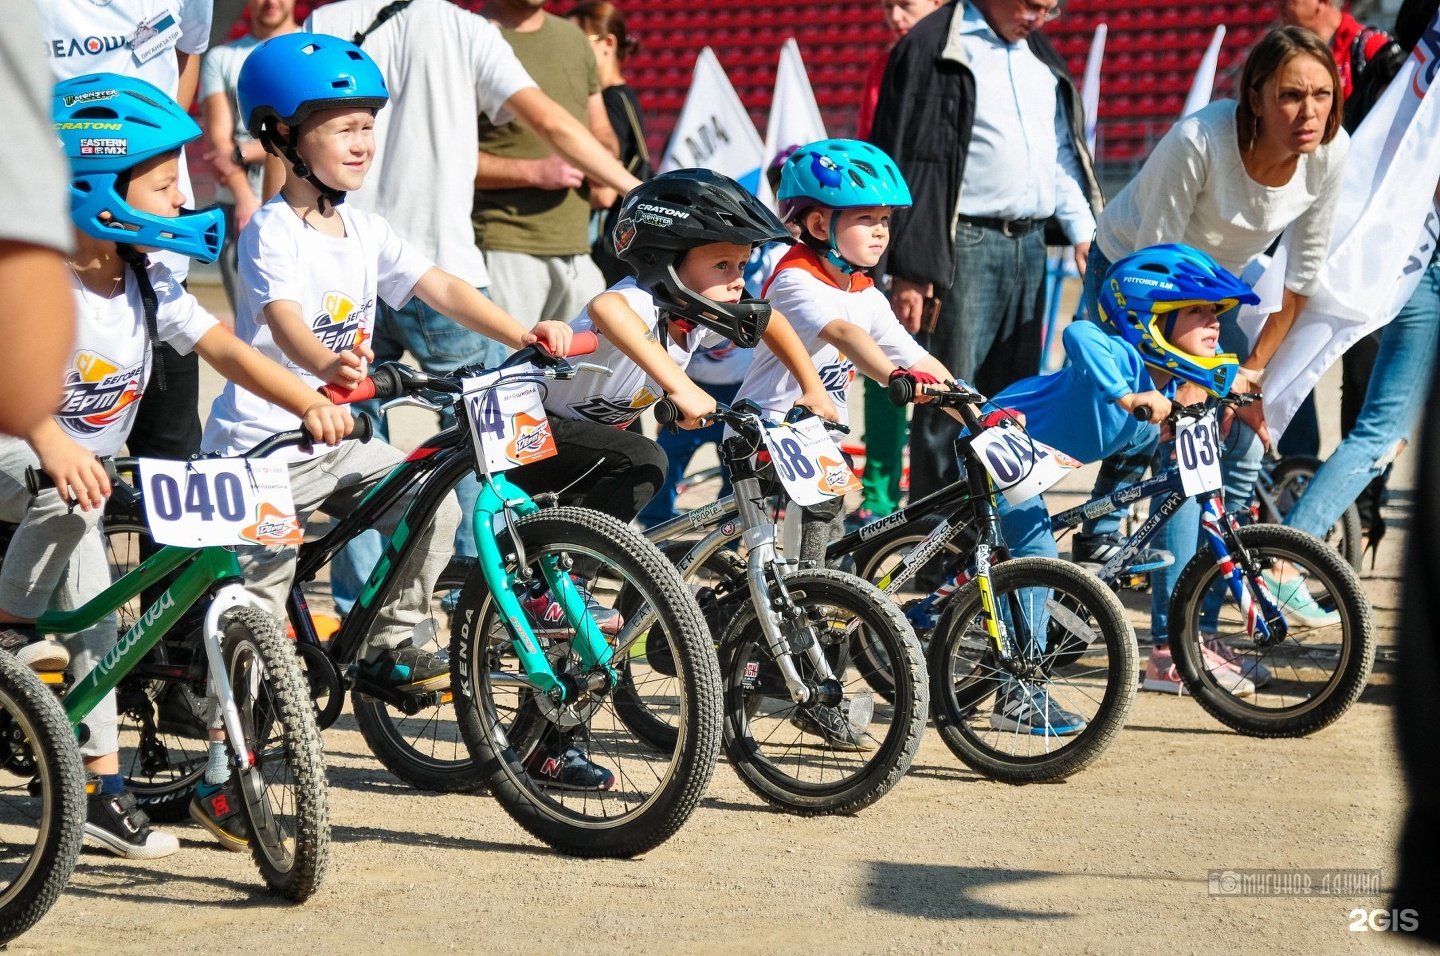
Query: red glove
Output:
[[889, 367, 941, 388], [978, 408, 1024, 429]]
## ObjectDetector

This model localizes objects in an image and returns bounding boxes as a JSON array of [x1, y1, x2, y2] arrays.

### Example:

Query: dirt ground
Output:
[[14, 285, 1429, 955]]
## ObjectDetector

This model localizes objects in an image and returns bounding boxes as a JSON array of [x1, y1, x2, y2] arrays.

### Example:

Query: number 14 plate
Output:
[[139, 459, 302, 548]]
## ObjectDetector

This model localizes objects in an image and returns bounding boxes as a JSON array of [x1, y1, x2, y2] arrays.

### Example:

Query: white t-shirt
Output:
[[1096, 100, 1349, 297], [203, 198, 433, 457], [307, 0, 536, 288], [57, 260, 218, 455], [542, 278, 717, 427], [199, 34, 265, 205], [39, 1, 212, 284], [736, 248, 927, 427]]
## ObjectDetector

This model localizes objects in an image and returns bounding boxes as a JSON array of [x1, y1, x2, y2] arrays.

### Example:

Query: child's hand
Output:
[[300, 402, 354, 447], [525, 321, 574, 357], [38, 440, 110, 511], [667, 384, 717, 430], [325, 343, 372, 389], [1118, 390, 1172, 425], [795, 389, 840, 424]]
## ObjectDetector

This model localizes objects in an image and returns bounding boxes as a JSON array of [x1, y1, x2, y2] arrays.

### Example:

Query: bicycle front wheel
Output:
[[1168, 524, 1374, 737], [223, 608, 329, 901], [0, 652, 84, 943], [451, 507, 721, 858], [719, 569, 927, 815], [351, 557, 486, 793], [929, 558, 1136, 784]]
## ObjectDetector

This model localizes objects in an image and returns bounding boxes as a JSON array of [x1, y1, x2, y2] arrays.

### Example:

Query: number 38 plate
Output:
[[139, 459, 302, 548], [761, 418, 861, 507]]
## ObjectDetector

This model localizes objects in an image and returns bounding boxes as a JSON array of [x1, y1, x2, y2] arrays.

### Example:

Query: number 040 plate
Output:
[[139, 458, 302, 548]]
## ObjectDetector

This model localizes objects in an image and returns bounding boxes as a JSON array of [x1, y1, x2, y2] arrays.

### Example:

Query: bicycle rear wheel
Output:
[[223, 608, 329, 901], [1267, 457, 1364, 571], [929, 558, 1136, 784], [0, 653, 84, 943], [451, 507, 721, 858], [1168, 524, 1374, 737], [352, 558, 486, 793]]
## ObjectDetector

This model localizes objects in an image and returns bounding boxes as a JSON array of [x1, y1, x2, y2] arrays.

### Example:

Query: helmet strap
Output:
[[823, 210, 860, 276], [115, 244, 166, 393], [264, 124, 347, 213]]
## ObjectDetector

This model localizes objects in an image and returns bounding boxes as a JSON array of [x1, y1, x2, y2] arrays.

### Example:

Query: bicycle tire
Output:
[[451, 507, 721, 858], [929, 558, 1136, 784], [351, 557, 487, 793], [1267, 457, 1364, 572], [717, 568, 927, 815], [223, 607, 329, 901], [0, 652, 85, 944], [1168, 523, 1374, 737]]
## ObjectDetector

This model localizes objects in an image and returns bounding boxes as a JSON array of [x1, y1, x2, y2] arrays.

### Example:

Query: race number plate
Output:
[[139, 459, 301, 548], [1175, 409, 1223, 496], [970, 422, 1082, 506], [761, 418, 860, 507], [462, 369, 558, 473]]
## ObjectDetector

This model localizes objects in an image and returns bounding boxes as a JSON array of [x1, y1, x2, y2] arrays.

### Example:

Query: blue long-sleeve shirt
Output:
[[990, 321, 1175, 465]]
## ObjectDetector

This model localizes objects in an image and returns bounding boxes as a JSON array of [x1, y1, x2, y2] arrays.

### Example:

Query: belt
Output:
[[956, 214, 1040, 238]]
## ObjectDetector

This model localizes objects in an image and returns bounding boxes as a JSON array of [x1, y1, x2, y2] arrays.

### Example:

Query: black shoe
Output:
[[85, 788, 179, 860], [789, 701, 879, 752], [0, 625, 69, 672], [523, 745, 615, 791], [190, 777, 249, 852], [359, 639, 449, 690]]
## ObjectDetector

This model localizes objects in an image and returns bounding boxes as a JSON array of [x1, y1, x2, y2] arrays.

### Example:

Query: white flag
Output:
[[660, 48, 765, 194], [1181, 26, 1226, 119], [756, 38, 828, 209], [1081, 24, 1107, 154], [1255, 16, 1440, 438]]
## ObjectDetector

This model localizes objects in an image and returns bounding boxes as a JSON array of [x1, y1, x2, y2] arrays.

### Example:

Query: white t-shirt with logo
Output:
[[542, 278, 717, 427], [55, 261, 217, 456], [307, 0, 535, 288], [203, 198, 433, 457], [737, 260, 927, 427], [39, 1, 212, 284]]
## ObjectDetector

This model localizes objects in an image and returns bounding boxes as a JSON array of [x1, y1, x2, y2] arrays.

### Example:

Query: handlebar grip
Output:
[[568, 331, 599, 357], [349, 414, 374, 443], [887, 375, 915, 407], [653, 398, 679, 428], [1132, 406, 1153, 423], [317, 378, 377, 405]]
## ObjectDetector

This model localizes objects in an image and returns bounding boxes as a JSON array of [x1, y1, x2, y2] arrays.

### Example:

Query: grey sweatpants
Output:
[[238, 439, 461, 660], [0, 437, 118, 756], [482, 250, 605, 328]]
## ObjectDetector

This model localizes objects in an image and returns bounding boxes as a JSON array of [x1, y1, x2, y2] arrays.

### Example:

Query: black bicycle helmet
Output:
[[613, 168, 791, 348]]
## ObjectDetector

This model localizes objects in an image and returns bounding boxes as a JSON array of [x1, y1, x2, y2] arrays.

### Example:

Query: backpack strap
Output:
[[353, 0, 414, 46]]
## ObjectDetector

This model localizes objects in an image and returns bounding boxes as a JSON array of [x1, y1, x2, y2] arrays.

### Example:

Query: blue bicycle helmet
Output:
[[54, 74, 224, 263], [1097, 244, 1258, 397], [777, 139, 911, 274], [237, 32, 389, 209]]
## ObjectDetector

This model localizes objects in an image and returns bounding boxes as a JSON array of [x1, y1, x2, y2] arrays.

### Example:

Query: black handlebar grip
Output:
[[24, 466, 50, 496], [1132, 405, 1153, 422], [653, 398, 680, 427], [887, 375, 915, 407], [350, 414, 374, 443]]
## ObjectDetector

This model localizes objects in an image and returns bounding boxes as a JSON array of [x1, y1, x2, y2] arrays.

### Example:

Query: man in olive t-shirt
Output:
[[475, 0, 620, 327]]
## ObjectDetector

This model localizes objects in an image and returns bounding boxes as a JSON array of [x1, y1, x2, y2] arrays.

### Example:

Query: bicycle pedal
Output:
[[35, 670, 68, 687]]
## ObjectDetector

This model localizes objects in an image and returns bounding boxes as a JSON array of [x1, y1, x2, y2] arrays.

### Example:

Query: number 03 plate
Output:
[[139, 459, 302, 548]]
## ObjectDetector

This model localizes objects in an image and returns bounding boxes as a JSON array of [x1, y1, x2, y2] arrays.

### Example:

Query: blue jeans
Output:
[[1079, 243, 1263, 644], [1285, 259, 1440, 539], [331, 291, 507, 615], [909, 221, 1047, 503], [637, 381, 741, 527]]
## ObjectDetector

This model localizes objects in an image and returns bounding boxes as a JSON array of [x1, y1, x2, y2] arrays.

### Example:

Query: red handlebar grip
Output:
[[317, 378, 377, 405], [568, 330, 599, 357]]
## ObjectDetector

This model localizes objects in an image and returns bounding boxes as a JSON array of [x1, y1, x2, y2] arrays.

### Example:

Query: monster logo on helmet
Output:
[[777, 138, 912, 275]]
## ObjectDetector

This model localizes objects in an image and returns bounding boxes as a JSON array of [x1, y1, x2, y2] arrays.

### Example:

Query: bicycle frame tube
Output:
[[42, 546, 237, 731]]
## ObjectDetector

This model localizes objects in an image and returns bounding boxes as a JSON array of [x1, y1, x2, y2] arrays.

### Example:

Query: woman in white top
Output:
[[1077, 26, 1350, 665]]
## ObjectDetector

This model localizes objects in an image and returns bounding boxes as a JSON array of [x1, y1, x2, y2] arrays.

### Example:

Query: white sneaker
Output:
[[85, 790, 180, 860]]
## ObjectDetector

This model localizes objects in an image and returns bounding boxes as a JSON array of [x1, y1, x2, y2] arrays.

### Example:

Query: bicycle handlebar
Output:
[[1130, 393, 1258, 425], [887, 376, 987, 408], [653, 398, 850, 436]]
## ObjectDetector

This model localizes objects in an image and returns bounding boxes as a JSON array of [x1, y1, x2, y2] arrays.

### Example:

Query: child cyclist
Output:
[[513, 168, 838, 787], [0, 73, 352, 859], [977, 243, 1264, 732]]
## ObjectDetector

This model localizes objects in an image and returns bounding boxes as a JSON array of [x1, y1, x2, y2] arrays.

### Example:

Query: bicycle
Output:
[[10, 427, 349, 901], [638, 399, 926, 815], [826, 376, 1138, 783], [1249, 453, 1364, 571]]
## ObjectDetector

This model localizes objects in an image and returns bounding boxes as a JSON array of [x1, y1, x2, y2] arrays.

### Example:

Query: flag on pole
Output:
[[1081, 24, 1107, 154], [1249, 14, 1440, 438], [1180, 26, 1227, 119], [757, 38, 828, 208], [659, 48, 765, 194]]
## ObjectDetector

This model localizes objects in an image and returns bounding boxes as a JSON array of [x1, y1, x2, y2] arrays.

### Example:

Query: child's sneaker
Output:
[[520, 586, 623, 638], [789, 699, 879, 751], [1201, 632, 1273, 688], [85, 788, 180, 860], [359, 638, 449, 690], [523, 745, 615, 791], [990, 682, 1086, 735], [1143, 645, 1256, 697], [0, 626, 69, 672], [190, 777, 250, 852], [1260, 571, 1341, 627]]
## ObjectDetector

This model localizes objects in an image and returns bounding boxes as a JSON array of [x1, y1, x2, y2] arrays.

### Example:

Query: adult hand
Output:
[[529, 154, 585, 191], [589, 183, 619, 210], [1226, 397, 1271, 454], [890, 277, 932, 333], [234, 192, 261, 233], [1074, 240, 1091, 279]]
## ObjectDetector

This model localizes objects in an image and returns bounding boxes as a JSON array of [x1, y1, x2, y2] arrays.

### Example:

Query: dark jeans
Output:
[[908, 221, 1047, 502]]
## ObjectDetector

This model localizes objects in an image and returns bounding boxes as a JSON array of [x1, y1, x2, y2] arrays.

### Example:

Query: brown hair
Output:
[[1235, 26, 1344, 152], [566, 2, 640, 62]]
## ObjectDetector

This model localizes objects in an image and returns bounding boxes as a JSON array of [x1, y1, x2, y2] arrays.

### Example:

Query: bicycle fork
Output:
[[1198, 495, 1285, 645]]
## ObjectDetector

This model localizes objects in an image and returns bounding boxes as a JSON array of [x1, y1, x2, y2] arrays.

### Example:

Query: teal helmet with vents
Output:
[[776, 139, 911, 273]]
